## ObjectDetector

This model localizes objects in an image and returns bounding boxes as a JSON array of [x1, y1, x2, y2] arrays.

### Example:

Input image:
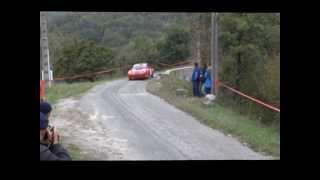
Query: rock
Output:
[[205, 94, 216, 101], [176, 88, 188, 97], [202, 94, 216, 105], [155, 82, 162, 88], [184, 76, 191, 82]]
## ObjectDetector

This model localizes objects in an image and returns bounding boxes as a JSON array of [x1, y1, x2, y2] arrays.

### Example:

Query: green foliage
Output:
[[128, 35, 159, 65], [54, 39, 114, 77], [157, 25, 191, 64], [46, 80, 105, 104], [47, 12, 192, 76], [218, 13, 280, 124]]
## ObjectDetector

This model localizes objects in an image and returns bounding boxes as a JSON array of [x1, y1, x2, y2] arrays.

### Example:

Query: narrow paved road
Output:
[[72, 79, 268, 160]]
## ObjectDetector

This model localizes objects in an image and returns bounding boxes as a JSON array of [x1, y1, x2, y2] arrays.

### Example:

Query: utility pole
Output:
[[196, 14, 202, 64], [211, 13, 218, 95], [40, 12, 52, 87]]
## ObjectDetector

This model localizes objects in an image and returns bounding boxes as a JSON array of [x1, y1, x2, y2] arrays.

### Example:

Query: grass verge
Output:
[[45, 77, 122, 104], [146, 73, 280, 158]]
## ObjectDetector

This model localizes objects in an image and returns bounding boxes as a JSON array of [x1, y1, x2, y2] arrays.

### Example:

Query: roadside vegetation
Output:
[[45, 75, 124, 104], [146, 73, 280, 158]]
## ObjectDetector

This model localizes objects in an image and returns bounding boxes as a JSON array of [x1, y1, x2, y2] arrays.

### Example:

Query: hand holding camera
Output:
[[51, 126, 60, 144], [43, 125, 60, 145]]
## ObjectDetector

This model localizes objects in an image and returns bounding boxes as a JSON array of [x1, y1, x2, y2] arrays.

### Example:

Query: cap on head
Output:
[[40, 112, 49, 129], [40, 102, 52, 115]]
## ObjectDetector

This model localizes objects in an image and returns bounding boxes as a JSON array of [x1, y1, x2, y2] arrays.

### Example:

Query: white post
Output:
[[41, 70, 44, 80]]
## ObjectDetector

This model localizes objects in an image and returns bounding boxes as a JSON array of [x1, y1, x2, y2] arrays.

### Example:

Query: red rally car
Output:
[[128, 63, 154, 80]]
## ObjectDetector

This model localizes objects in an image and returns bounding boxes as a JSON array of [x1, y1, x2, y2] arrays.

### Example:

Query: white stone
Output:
[[205, 94, 216, 101]]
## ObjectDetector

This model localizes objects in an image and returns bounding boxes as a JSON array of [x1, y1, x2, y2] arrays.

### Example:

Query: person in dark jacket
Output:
[[40, 112, 71, 161], [199, 64, 207, 96], [40, 101, 52, 120], [191, 62, 201, 97]]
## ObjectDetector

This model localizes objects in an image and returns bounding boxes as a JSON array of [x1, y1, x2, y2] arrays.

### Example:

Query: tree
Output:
[[54, 39, 114, 78], [218, 13, 280, 124], [157, 24, 191, 64], [47, 12, 192, 71], [129, 35, 159, 65]]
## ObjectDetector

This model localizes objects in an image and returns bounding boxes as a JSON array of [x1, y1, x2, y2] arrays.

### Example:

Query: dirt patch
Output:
[[50, 97, 126, 160]]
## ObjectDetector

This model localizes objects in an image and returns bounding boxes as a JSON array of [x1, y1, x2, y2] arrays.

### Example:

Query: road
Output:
[[53, 78, 269, 160]]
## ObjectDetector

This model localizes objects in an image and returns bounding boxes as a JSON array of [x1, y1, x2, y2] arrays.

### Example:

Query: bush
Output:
[[54, 39, 115, 78], [218, 13, 280, 124], [157, 25, 191, 64]]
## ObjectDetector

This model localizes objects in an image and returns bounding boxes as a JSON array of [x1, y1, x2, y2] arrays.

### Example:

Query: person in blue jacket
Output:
[[199, 64, 207, 96], [191, 62, 201, 97], [203, 68, 212, 95], [200, 64, 212, 95]]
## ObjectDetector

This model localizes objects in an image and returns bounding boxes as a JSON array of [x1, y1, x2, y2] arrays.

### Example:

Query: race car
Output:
[[128, 63, 154, 80]]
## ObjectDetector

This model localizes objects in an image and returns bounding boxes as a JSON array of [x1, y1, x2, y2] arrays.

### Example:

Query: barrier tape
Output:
[[218, 81, 280, 113]]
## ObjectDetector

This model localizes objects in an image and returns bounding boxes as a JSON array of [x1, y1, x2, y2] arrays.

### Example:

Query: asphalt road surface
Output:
[[70, 78, 268, 160]]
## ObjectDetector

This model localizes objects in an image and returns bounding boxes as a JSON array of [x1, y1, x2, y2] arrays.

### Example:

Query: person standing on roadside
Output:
[[199, 64, 207, 96], [203, 65, 212, 95], [191, 62, 201, 97]]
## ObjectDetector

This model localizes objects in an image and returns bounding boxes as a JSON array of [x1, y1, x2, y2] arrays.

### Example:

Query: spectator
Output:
[[199, 64, 207, 96], [203, 67, 212, 95], [40, 112, 71, 161], [191, 62, 201, 97], [40, 101, 52, 120]]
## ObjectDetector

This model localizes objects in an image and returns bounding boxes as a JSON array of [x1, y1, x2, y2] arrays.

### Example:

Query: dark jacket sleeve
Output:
[[40, 144, 72, 161]]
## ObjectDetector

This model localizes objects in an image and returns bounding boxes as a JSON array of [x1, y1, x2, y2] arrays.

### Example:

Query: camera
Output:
[[41, 125, 55, 145], [48, 125, 54, 132]]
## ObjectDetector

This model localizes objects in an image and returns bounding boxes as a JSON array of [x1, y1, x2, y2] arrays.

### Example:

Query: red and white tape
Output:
[[218, 81, 280, 113]]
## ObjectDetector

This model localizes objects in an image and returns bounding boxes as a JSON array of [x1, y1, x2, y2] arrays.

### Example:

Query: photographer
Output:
[[40, 101, 52, 120], [40, 112, 71, 161]]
